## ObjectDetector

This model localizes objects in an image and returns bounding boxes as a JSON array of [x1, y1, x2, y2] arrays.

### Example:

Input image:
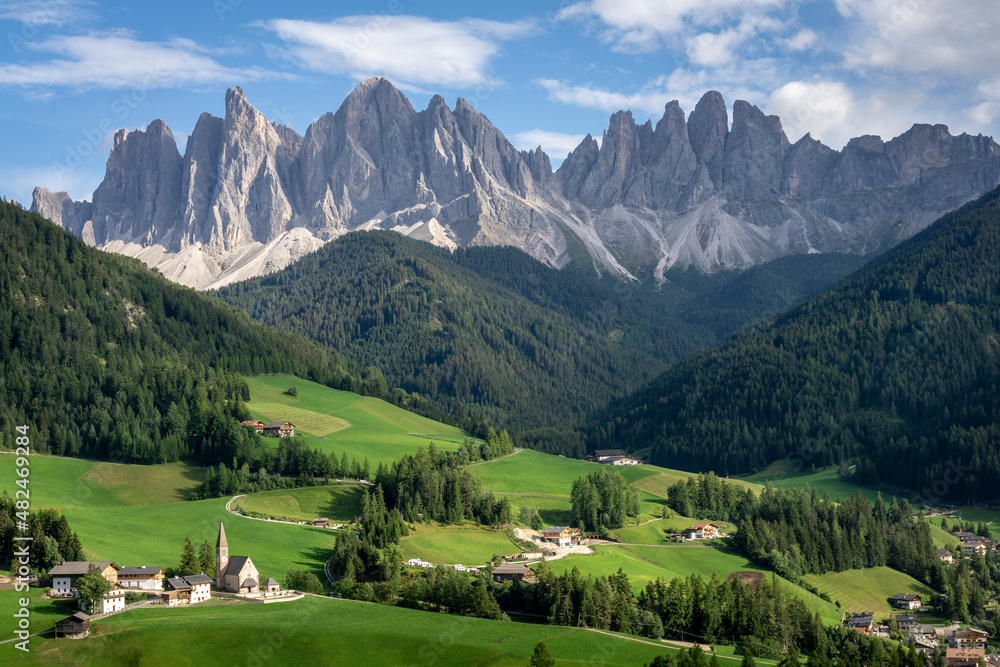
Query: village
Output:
[[841, 526, 998, 666], [48, 522, 303, 640]]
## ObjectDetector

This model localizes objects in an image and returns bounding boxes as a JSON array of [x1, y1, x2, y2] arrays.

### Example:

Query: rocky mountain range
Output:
[[31, 77, 1000, 289]]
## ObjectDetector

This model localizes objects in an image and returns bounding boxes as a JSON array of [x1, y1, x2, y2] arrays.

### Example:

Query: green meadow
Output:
[[232, 483, 365, 523], [59, 497, 336, 582], [953, 507, 1000, 540], [549, 544, 842, 625], [399, 525, 520, 565], [742, 464, 884, 504], [800, 566, 937, 615], [245, 375, 474, 466], [10, 595, 743, 666], [609, 518, 737, 545], [470, 449, 735, 501], [0, 455, 204, 508]]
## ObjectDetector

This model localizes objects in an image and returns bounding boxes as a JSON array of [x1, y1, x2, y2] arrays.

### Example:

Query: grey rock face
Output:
[[30, 81, 1000, 289]]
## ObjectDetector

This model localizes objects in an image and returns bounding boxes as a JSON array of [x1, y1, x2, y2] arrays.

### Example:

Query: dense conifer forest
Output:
[[596, 187, 1000, 502], [0, 203, 440, 463], [215, 231, 862, 452]]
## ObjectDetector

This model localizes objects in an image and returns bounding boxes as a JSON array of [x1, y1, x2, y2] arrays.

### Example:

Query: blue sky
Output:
[[2, 0, 999, 205]]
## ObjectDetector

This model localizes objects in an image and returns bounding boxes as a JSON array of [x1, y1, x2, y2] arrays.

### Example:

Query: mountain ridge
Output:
[[32, 77, 1000, 289]]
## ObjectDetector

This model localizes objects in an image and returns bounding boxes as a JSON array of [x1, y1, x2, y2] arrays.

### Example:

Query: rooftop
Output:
[[49, 561, 118, 576]]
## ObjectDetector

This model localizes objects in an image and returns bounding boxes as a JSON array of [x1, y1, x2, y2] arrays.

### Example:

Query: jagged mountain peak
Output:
[[29, 81, 1000, 289]]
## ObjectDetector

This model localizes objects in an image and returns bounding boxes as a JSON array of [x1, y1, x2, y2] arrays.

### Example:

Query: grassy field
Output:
[[0, 455, 205, 508], [548, 544, 842, 625], [10, 595, 756, 666], [922, 517, 963, 550], [800, 566, 937, 615], [742, 464, 884, 503], [399, 524, 519, 565], [42, 493, 338, 583], [470, 449, 752, 501], [501, 493, 574, 527], [245, 375, 474, 467], [609, 518, 737, 545], [952, 507, 1000, 540], [233, 483, 365, 523]]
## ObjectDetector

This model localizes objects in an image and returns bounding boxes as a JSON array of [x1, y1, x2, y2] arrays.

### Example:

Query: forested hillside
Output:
[[0, 202, 432, 463], [594, 187, 1000, 502], [215, 232, 863, 451], [214, 232, 708, 451]]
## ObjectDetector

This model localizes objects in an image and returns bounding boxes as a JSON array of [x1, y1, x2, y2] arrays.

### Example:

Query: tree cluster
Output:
[[0, 496, 83, 574], [570, 468, 640, 532]]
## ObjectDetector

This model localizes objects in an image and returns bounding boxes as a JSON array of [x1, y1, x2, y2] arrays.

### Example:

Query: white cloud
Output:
[[0, 0, 94, 27], [767, 80, 854, 147], [512, 129, 596, 161], [259, 16, 537, 90], [0, 31, 285, 91], [537, 57, 781, 118], [558, 0, 794, 53], [785, 29, 817, 51], [837, 0, 1000, 75]]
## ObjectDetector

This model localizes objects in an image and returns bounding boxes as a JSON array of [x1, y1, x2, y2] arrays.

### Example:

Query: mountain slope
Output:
[[32, 79, 1000, 289], [593, 187, 1000, 502], [0, 201, 434, 462], [213, 231, 710, 450]]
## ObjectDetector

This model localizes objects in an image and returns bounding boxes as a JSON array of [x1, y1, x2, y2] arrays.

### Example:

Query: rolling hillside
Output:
[[0, 202, 426, 466], [595, 186, 1000, 502], [214, 231, 866, 453]]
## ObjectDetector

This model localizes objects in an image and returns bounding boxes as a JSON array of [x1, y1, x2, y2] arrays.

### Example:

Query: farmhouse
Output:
[[960, 538, 989, 556], [79, 585, 126, 615], [492, 563, 536, 583], [936, 549, 954, 563], [240, 420, 264, 433], [311, 518, 331, 528], [540, 526, 582, 547], [54, 612, 91, 639], [161, 574, 213, 606], [585, 449, 642, 465], [117, 565, 165, 591], [950, 627, 989, 649], [49, 561, 120, 597], [893, 614, 920, 631], [262, 421, 295, 438], [890, 593, 922, 610], [945, 648, 985, 666], [216, 522, 262, 594], [683, 522, 723, 540], [846, 612, 875, 634]]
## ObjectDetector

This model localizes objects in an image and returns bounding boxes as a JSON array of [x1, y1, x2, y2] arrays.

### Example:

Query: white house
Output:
[[117, 566, 165, 591], [540, 526, 582, 547], [49, 561, 120, 597], [184, 574, 213, 604], [78, 586, 126, 615]]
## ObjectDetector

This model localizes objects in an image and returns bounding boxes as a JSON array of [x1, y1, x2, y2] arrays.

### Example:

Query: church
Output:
[[215, 522, 261, 594]]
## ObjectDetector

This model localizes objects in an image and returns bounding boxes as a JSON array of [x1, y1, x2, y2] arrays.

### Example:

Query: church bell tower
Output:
[[216, 522, 229, 589]]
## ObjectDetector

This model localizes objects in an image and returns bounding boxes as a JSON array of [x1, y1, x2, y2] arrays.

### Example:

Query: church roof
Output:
[[223, 555, 253, 576], [217, 522, 228, 550], [242, 578, 258, 587]]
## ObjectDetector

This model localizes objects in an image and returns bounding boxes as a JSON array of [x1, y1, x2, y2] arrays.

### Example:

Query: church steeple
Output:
[[216, 522, 229, 589]]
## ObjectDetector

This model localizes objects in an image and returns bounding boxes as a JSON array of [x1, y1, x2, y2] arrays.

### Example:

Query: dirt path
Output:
[[465, 448, 524, 467], [225, 495, 343, 529]]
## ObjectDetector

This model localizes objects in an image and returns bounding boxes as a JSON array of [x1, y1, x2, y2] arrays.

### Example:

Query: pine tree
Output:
[[528, 642, 555, 667], [198, 540, 214, 576], [178, 537, 200, 575]]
